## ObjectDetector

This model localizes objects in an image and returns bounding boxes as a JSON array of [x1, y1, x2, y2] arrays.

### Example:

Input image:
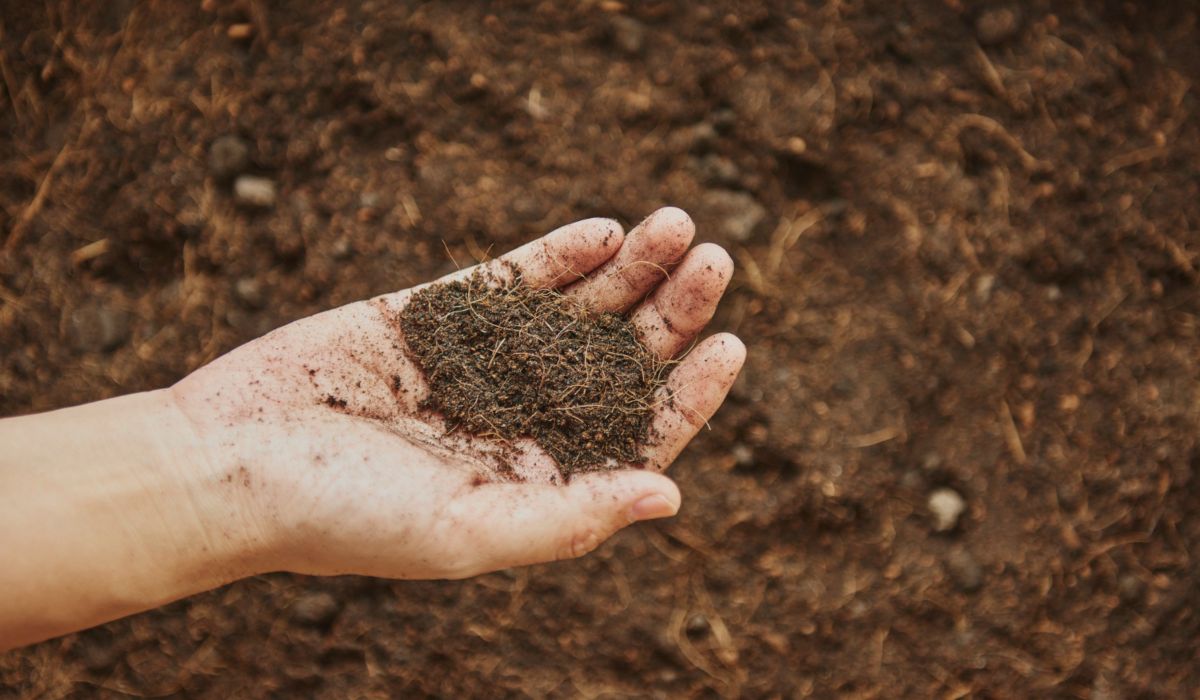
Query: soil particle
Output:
[[975, 7, 1020, 45], [398, 271, 669, 477], [69, 302, 132, 353], [974, 273, 997, 302], [946, 548, 984, 593], [608, 15, 647, 55], [292, 591, 341, 626], [234, 277, 266, 309], [691, 154, 742, 187], [669, 122, 718, 152], [233, 175, 278, 209], [80, 636, 121, 673], [928, 487, 967, 532], [702, 189, 768, 243], [1118, 574, 1146, 605], [331, 236, 354, 260], [710, 107, 737, 132], [208, 134, 249, 179], [731, 443, 754, 469]]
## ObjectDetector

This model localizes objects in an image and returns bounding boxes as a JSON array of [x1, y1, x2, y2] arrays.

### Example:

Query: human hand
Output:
[[171, 207, 744, 579]]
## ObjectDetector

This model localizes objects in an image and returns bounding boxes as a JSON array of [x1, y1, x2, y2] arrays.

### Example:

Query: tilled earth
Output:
[[2, 1, 1198, 697]]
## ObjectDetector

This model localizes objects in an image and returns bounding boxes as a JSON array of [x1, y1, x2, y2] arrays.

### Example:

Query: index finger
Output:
[[435, 217, 625, 290]]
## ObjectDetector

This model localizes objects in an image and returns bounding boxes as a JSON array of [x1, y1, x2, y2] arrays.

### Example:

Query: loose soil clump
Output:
[[399, 272, 670, 477]]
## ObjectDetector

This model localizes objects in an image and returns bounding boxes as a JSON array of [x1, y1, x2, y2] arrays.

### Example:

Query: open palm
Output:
[[170, 207, 744, 579]]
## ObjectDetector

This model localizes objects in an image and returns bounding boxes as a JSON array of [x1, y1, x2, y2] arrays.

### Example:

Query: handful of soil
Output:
[[398, 272, 670, 477]]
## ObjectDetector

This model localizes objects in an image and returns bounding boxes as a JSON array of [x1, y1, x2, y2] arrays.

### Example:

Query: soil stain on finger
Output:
[[398, 270, 671, 478]]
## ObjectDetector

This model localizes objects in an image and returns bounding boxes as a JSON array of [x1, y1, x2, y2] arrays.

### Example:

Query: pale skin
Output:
[[0, 207, 745, 652]]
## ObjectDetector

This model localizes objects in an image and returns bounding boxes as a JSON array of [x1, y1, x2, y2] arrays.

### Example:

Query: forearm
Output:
[[0, 390, 261, 651]]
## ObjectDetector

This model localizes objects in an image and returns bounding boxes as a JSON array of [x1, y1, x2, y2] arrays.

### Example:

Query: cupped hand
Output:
[[170, 207, 745, 579]]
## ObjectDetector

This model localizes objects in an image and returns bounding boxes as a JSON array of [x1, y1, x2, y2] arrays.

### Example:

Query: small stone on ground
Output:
[[234, 175, 277, 208], [928, 488, 966, 532]]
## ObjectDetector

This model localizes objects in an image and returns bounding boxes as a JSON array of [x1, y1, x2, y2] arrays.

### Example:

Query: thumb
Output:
[[441, 469, 681, 578]]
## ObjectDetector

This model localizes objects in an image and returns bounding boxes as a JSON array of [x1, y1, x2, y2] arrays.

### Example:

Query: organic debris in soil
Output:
[[398, 272, 671, 477]]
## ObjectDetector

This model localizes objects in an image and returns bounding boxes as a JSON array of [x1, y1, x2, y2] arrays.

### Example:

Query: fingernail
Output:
[[630, 494, 678, 522]]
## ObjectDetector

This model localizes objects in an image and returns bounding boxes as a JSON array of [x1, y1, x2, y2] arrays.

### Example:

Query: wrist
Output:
[[0, 390, 270, 647], [152, 387, 277, 580]]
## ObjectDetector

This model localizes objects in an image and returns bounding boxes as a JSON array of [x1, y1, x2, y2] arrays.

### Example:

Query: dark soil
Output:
[[2, 1, 1199, 697], [399, 272, 668, 477]]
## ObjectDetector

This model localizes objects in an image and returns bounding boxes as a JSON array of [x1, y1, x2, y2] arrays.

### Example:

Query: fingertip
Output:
[[572, 217, 626, 253], [643, 206, 695, 257], [675, 244, 734, 309], [654, 332, 745, 441], [630, 493, 678, 521], [572, 468, 681, 512], [683, 332, 747, 373], [709, 332, 747, 365], [637, 470, 682, 511], [538, 217, 628, 286], [689, 242, 735, 280], [548, 216, 625, 254], [651, 205, 694, 233]]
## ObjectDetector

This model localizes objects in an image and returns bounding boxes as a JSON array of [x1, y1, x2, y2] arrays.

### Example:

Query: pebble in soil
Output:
[[398, 271, 672, 479]]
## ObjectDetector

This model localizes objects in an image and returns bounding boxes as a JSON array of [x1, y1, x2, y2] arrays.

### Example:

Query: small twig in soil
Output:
[[5, 142, 72, 252]]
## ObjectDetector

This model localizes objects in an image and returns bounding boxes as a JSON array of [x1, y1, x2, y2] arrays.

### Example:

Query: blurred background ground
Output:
[[1, 0, 1199, 697]]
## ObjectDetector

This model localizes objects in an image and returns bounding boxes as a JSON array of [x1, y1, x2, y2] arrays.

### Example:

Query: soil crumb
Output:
[[398, 272, 670, 477]]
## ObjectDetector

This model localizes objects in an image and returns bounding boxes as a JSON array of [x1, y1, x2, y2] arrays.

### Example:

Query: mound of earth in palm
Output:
[[398, 272, 671, 478]]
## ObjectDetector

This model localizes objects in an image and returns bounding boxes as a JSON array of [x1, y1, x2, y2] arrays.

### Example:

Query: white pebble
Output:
[[928, 488, 966, 532], [234, 175, 277, 208]]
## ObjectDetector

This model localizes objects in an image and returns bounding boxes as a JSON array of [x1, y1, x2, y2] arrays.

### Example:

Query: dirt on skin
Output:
[[399, 271, 669, 477]]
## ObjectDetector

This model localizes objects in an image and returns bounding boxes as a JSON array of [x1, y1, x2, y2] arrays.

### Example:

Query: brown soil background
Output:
[[1, 1, 1198, 697]]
